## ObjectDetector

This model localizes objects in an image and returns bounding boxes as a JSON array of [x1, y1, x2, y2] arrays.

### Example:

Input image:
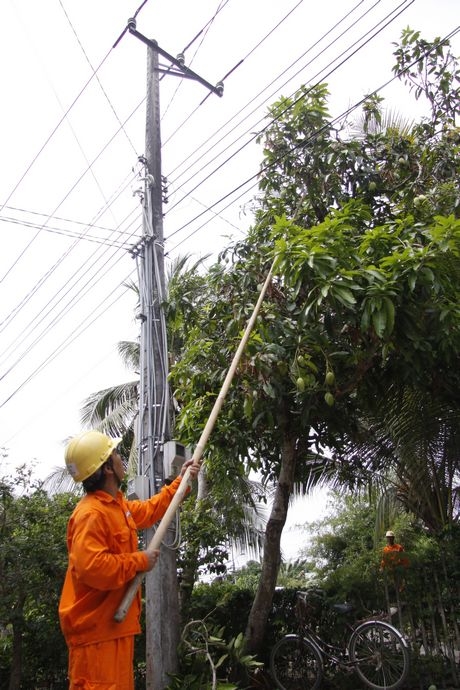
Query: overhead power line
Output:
[[165, 0, 412, 216], [164, 0, 374, 183], [0, 268, 137, 411], [0, 0, 402, 376], [0, 1, 240, 353], [0, 215, 127, 248], [0, 0, 376, 328], [57, 0, 138, 156], [0, 47, 112, 235], [161, 0, 233, 120], [1, 205, 123, 235], [162, 0, 306, 146], [166, 23, 458, 253], [0, 199, 141, 368], [0, 0, 155, 286], [0, 240, 135, 385], [0, 101, 146, 333]]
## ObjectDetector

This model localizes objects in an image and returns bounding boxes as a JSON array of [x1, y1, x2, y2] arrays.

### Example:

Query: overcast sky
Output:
[[0, 0, 458, 491]]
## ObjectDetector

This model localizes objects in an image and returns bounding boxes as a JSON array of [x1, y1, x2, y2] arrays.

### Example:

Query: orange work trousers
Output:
[[68, 637, 134, 690]]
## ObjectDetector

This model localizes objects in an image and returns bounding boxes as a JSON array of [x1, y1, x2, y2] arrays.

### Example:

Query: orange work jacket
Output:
[[381, 543, 409, 570], [59, 476, 185, 647]]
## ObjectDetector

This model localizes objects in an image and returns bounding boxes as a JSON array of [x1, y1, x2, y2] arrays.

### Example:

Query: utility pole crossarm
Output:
[[127, 19, 224, 97]]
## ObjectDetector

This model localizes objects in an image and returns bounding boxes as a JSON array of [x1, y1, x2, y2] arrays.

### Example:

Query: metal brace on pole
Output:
[[127, 18, 224, 96]]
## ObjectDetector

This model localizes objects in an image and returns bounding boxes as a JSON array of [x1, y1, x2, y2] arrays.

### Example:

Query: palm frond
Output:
[[341, 386, 460, 533], [349, 107, 415, 139], [80, 381, 139, 435], [117, 340, 140, 372], [42, 466, 83, 496]]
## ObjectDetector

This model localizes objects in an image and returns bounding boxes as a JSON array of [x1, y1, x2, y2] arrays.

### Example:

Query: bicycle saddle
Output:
[[332, 602, 354, 614]]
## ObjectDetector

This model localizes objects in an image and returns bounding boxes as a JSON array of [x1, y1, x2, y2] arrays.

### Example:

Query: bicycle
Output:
[[270, 591, 410, 690]]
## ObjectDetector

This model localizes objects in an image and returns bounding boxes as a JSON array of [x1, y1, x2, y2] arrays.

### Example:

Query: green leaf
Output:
[[372, 308, 387, 338], [234, 632, 244, 649], [215, 654, 229, 669], [332, 285, 357, 306], [243, 396, 253, 419], [383, 297, 395, 335], [262, 381, 276, 398]]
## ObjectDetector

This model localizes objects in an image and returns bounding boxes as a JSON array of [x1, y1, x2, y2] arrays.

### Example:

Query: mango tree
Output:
[[171, 30, 460, 656]]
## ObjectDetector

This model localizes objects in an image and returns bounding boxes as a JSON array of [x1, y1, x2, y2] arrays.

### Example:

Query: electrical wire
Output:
[[0, 98, 146, 333], [1, 343, 136, 447], [2, 204, 126, 238], [165, 0, 372, 181], [5, 20, 456, 414], [0, 0, 412, 383], [165, 0, 412, 215], [0, 0, 153, 286], [0, 265, 138, 410], [1, 2, 455, 427], [166, 176, 257, 256], [135, 171, 170, 492], [0, 238, 136, 383], [5, 0, 132, 256], [0, 47, 114, 285], [0, 0, 382, 346], [0, 215, 127, 248], [0, 0, 236, 341], [1, 3, 284, 438], [165, 24, 459, 253], [0, 0, 243, 399], [58, 0, 138, 157], [161, 0, 232, 121], [162, 0, 306, 146], [0, 220, 141, 374], [0, 173, 141, 365], [165, 0, 417, 243]]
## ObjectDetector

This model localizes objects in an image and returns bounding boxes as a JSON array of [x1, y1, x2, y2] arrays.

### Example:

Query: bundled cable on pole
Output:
[[114, 260, 274, 622]]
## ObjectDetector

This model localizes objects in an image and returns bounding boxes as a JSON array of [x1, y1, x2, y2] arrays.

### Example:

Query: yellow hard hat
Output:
[[385, 530, 395, 537], [65, 431, 122, 483]]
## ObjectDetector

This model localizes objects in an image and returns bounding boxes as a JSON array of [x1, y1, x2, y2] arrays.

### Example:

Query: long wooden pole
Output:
[[114, 262, 274, 622]]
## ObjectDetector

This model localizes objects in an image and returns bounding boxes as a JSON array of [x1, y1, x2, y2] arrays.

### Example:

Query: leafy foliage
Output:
[[393, 27, 460, 125], [168, 584, 261, 689], [169, 30, 460, 655], [0, 466, 77, 689]]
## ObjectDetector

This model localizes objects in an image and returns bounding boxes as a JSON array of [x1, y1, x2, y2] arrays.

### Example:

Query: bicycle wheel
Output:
[[348, 620, 410, 690], [270, 634, 323, 690]]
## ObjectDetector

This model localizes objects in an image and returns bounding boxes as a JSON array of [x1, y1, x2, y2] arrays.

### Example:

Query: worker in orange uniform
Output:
[[380, 530, 409, 593], [380, 530, 409, 570], [59, 430, 199, 690]]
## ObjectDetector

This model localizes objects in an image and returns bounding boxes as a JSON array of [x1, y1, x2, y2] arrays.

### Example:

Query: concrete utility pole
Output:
[[127, 19, 223, 690], [143, 44, 177, 690]]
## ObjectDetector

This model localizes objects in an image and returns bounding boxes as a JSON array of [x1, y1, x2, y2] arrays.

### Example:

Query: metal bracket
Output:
[[126, 20, 224, 98]]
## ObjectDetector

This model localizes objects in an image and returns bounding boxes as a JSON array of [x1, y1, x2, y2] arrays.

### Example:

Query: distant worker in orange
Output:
[[59, 430, 199, 690], [380, 530, 409, 571]]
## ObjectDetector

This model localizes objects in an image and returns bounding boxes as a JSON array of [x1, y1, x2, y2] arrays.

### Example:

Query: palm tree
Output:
[[339, 386, 460, 536]]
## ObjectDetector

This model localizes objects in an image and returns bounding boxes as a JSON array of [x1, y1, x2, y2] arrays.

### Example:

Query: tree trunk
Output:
[[8, 601, 25, 690], [244, 430, 297, 655]]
